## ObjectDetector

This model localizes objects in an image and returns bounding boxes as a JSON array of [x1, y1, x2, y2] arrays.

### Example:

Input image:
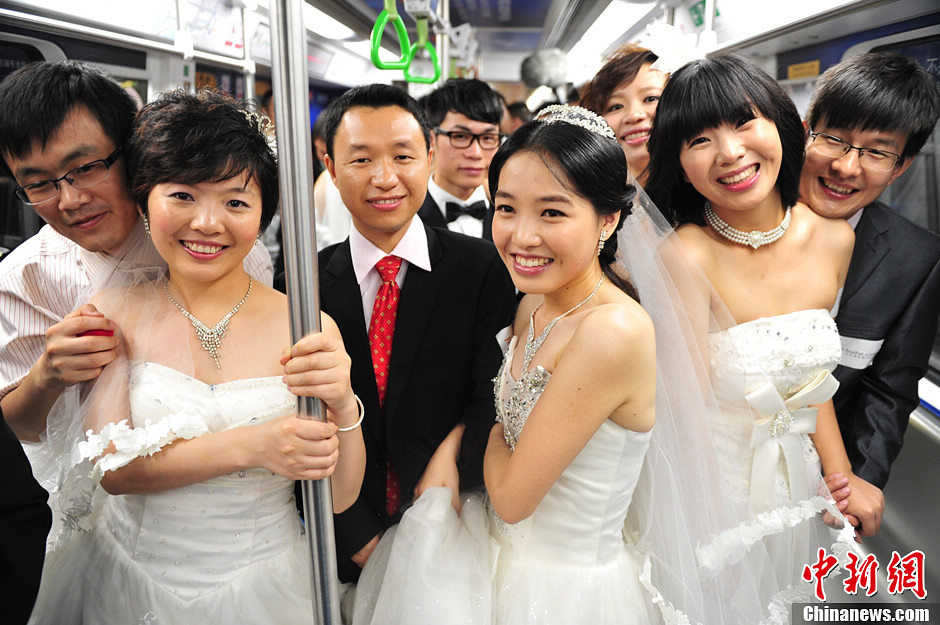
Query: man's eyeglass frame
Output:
[[14, 148, 123, 206], [433, 127, 504, 150], [807, 131, 902, 172]]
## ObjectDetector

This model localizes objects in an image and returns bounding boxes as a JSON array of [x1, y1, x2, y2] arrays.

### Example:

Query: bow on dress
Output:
[[745, 370, 840, 515]]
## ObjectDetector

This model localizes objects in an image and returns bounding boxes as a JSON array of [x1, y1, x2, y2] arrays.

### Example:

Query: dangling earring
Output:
[[597, 229, 608, 256], [141, 213, 151, 235]]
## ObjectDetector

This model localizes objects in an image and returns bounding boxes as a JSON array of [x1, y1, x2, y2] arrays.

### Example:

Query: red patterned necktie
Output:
[[368, 255, 403, 516]]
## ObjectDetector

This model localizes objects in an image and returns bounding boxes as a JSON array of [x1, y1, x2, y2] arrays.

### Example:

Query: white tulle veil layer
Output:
[[28, 246, 210, 553], [618, 182, 854, 625]]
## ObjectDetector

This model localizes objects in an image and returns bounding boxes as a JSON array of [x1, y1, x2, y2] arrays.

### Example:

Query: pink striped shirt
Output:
[[0, 222, 273, 398]]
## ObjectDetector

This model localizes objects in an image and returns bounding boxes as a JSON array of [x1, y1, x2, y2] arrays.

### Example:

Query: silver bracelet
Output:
[[337, 395, 365, 432]]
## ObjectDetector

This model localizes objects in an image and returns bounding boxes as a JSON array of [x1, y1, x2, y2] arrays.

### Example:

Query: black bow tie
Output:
[[445, 200, 488, 223]]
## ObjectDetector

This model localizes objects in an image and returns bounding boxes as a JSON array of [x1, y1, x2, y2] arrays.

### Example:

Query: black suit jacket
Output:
[[0, 407, 51, 625], [418, 193, 495, 242], [833, 202, 940, 489], [320, 225, 515, 581]]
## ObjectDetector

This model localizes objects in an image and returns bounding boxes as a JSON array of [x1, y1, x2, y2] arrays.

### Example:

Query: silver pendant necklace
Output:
[[523, 277, 604, 373], [703, 201, 791, 249], [163, 277, 253, 369]]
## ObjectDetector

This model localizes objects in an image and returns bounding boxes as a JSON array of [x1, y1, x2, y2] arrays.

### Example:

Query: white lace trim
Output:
[[79, 415, 211, 479], [639, 554, 695, 625], [696, 495, 835, 570]]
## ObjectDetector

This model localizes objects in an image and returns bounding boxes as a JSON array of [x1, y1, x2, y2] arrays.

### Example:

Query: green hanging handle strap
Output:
[[403, 15, 441, 83], [371, 0, 411, 70]]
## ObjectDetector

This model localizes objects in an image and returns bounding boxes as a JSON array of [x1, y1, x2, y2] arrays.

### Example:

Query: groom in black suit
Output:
[[417, 78, 505, 241], [800, 52, 940, 536], [318, 84, 516, 582]]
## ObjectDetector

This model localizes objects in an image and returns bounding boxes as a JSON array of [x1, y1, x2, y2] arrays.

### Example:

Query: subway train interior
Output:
[[1, 0, 938, 612]]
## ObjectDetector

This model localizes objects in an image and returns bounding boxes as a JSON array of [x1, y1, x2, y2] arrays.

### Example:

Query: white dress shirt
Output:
[[426, 177, 488, 239], [349, 215, 431, 329], [0, 221, 273, 398]]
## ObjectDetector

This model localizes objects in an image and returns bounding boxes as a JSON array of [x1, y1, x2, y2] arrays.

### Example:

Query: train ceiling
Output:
[[311, 0, 610, 53]]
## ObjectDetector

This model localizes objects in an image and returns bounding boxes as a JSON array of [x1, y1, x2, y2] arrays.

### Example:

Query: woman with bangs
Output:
[[645, 53, 877, 594], [580, 44, 666, 185]]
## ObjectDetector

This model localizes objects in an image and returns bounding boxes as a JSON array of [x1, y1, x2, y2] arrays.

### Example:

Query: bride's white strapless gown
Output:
[[352, 337, 655, 625], [703, 309, 843, 587], [30, 362, 315, 624]]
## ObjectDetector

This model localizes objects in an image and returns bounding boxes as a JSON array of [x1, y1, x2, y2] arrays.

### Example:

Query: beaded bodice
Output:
[[494, 337, 550, 450], [708, 309, 842, 409]]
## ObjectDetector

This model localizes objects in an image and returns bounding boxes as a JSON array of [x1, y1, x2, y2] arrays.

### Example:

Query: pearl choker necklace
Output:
[[703, 201, 792, 250]]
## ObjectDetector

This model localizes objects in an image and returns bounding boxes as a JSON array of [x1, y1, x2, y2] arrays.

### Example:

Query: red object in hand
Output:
[[78, 329, 114, 337]]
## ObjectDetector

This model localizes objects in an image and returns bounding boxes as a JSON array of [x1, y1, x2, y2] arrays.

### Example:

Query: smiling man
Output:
[[800, 52, 940, 532], [319, 84, 515, 582], [418, 78, 504, 241], [0, 62, 272, 443]]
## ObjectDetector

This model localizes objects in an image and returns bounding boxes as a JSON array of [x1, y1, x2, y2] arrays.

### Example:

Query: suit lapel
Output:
[[382, 226, 445, 420], [323, 243, 382, 426], [418, 194, 447, 229], [842, 206, 891, 304], [483, 205, 494, 242]]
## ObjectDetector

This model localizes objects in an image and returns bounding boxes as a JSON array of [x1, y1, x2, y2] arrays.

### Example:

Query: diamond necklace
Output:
[[163, 277, 253, 369], [523, 277, 604, 374], [703, 201, 792, 250]]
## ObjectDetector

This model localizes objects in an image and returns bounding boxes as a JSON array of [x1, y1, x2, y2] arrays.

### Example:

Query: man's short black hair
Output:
[[806, 52, 940, 159], [0, 61, 137, 177], [320, 84, 430, 159], [421, 78, 503, 128]]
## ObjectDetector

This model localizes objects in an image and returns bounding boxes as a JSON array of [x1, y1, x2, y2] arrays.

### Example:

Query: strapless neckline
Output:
[[729, 308, 830, 329], [131, 360, 283, 388]]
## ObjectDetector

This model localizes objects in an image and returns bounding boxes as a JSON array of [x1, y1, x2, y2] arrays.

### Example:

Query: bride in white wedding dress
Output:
[[29, 89, 365, 625], [645, 52, 872, 597], [352, 106, 659, 625]]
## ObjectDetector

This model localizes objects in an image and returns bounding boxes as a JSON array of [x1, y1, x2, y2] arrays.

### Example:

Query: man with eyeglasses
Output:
[[418, 78, 504, 241], [0, 62, 272, 446], [800, 52, 940, 536]]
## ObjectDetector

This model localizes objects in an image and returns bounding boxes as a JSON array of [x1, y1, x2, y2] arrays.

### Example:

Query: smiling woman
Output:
[[580, 44, 665, 185], [27, 89, 366, 625], [645, 52, 876, 605]]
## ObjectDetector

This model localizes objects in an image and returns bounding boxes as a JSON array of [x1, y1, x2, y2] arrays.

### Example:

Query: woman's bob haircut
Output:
[[645, 52, 805, 225]]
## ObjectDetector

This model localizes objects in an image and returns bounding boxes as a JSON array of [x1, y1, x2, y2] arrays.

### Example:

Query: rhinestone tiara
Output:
[[535, 104, 617, 141]]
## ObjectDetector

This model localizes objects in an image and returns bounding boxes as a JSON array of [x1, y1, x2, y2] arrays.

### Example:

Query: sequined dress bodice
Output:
[[708, 309, 842, 425], [492, 337, 651, 565], [101, 362, 300, 598]]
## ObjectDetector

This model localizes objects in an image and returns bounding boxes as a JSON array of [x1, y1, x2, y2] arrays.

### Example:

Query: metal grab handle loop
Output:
[[403, 36, 441, 83], [371, 4, 412, 70]]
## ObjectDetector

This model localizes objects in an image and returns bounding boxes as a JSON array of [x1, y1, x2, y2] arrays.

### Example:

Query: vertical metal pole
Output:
[[269, 1, 342, 624], [241, 7, 256, 101], [703, 0, 716, 33], [439, 0, 449, 84]]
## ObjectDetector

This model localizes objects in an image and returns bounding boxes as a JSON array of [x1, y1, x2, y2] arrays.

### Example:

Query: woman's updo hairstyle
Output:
[[579, 44, 658, 115], [488, 106, 638, 300]]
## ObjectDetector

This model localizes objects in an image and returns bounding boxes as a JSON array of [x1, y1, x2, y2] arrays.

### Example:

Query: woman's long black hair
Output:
[[488, 119, 639, 301]]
